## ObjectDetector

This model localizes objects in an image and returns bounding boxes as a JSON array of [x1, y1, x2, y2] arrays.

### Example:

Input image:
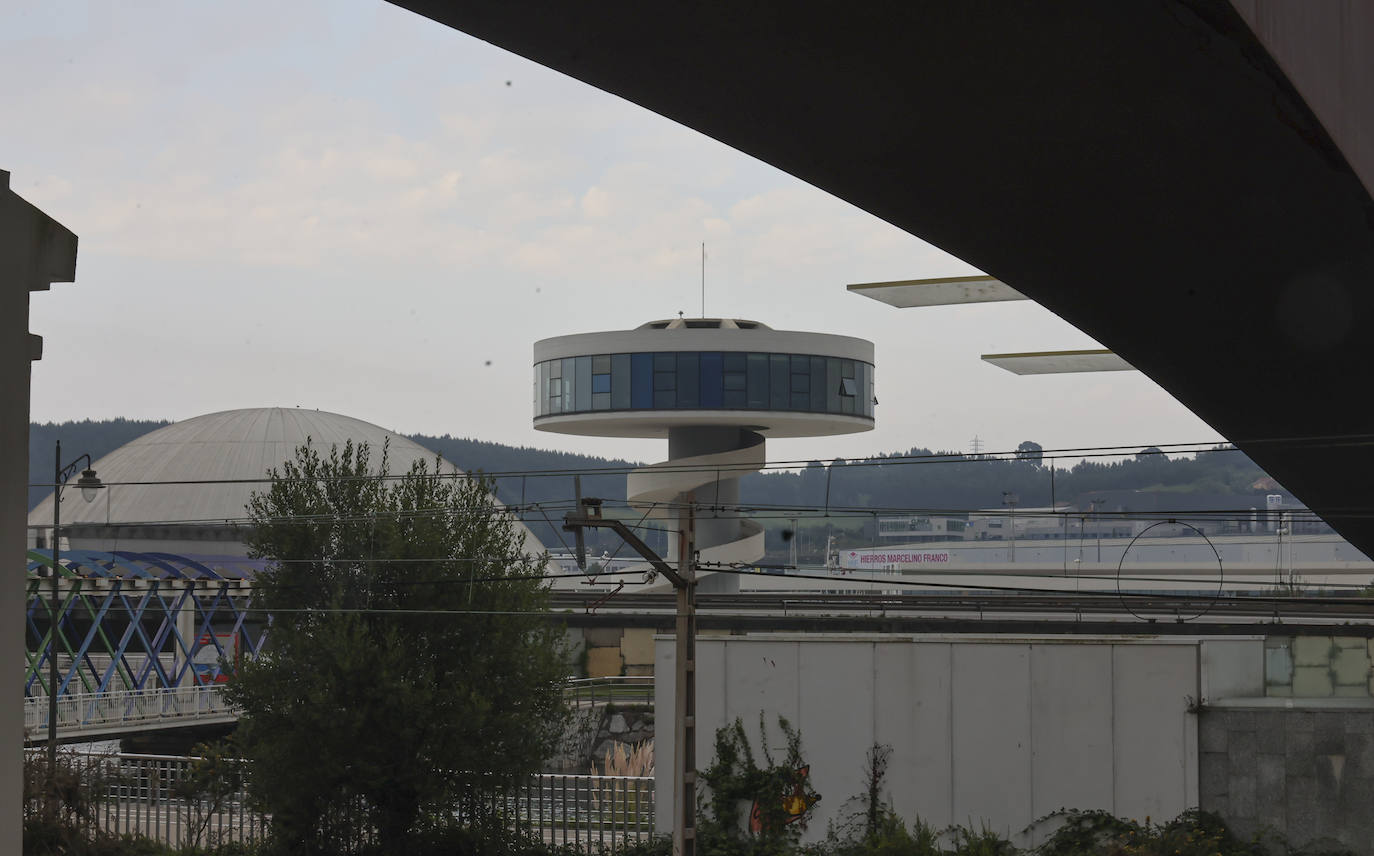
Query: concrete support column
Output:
[[1, 169, 78, 852], [176, 588, 196, 688], [666, 427, 762, 594], [667, 427, 753, 555]]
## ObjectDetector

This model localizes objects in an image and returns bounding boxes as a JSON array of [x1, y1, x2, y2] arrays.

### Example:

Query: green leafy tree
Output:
[[1014, 441, 1043, 466], [224, 440, 568, 854]]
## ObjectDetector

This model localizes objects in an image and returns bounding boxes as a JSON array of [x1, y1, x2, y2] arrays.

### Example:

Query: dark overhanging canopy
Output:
[[390, 1, 1374, 556]]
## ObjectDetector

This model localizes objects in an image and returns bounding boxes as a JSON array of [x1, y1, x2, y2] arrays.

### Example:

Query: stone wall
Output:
[[587, 706, 654, 769], [550, 702, 655, 774], [1200, 705, 1374, 853]]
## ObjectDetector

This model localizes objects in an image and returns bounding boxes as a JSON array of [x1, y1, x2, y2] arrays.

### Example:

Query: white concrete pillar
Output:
[[176, 587, 196, 688], [1, 169, 77, 853]]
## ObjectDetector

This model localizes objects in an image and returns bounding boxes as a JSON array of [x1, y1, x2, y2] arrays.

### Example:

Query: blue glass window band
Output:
[[535, 351, 873, 419]]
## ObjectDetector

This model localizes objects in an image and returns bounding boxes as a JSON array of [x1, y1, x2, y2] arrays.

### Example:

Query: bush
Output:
[[698, 715, 821, 856]]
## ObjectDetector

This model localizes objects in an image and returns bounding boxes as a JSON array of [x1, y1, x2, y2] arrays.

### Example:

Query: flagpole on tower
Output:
[[701, 242, 706, 318]]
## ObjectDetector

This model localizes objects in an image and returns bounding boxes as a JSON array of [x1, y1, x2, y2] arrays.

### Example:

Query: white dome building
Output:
[[29, 407, 539, 557]]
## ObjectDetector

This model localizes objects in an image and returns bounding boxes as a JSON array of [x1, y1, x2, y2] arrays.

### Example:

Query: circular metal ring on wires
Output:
[[1116, 520, 1224, 621]]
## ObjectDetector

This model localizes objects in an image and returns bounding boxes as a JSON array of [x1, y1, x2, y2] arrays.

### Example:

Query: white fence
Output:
[[33, 752, 655, 850], [24, 685, 235, 740], [521, 773, 656, 848]]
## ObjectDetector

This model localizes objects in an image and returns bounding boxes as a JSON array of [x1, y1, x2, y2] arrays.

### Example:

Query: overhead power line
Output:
[[33, 431, 1365, 491]]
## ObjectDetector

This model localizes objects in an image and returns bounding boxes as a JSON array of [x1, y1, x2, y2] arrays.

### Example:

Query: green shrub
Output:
[[698, 715, 820, 856]]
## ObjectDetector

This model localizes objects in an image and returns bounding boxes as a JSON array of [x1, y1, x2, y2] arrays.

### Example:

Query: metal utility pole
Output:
[[48, 449, 61, 772], [1002, 491, 1018, 563], [1091, 499, 1103, 563], [673, 500, 697, 856], [564, 494, 697, 856]]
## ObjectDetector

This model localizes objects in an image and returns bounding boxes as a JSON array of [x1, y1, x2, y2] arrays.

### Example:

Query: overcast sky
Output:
[[7, 1, 1224, 466]]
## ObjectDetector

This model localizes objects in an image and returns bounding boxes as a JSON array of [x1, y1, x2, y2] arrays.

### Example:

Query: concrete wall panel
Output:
[[621, 628, 656, 666], [1201, 639, 1264, 701], [1112, 644, 1199, 821], [656, 635, 1204, 843], [951, 644, 1032, 838], [875, 641, 953, 828], [797, 641, 876, 834], [694, 636, 729, 785], [910, 643, 956, 828], [1029, 645, 1115, 821], [721, 639, 800, 731]]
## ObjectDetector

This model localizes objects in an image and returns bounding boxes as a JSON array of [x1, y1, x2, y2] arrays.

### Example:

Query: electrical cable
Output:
[[34, 431, 1374, 491], [695, 562, 1374, 607]]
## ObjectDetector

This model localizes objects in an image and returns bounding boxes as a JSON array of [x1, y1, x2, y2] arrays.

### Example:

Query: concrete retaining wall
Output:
[[655, 634, 1201, 844]]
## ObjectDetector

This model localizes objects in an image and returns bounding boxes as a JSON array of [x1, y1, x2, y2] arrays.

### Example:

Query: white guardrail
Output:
[[25, 678, 653, 741], [24, 685, 235, 739]]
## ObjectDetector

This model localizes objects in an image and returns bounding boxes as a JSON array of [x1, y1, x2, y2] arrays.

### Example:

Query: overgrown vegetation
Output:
[[694, 722, 1353, 856], [23, 751, 139, 856], [24, 727, 1357, 856], [171, 740, 247, 852], [698, 715, 821, 856]]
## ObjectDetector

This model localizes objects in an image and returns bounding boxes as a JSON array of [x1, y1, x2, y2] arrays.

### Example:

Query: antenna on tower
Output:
[[701, 242, 706, 318], [969, 435, 984, 457]]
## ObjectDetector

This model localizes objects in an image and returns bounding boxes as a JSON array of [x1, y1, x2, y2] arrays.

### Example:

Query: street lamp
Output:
[[46, 439, 103, 774]]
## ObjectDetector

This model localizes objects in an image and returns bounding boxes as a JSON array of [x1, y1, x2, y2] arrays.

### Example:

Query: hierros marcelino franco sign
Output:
[[842, 549, 951, 569]]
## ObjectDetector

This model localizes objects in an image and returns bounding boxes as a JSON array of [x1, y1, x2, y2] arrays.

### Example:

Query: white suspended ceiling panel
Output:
[[981, 349, 1134, 375], [847, 275, 1027, 307]]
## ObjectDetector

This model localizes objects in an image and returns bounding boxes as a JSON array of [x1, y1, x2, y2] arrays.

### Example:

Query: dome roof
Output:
[[30, 407, 538, 548]]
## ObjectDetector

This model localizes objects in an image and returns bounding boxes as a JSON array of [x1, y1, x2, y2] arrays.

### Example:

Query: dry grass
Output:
[[590, 740, 654, 817], [591, 740, 654, 779]]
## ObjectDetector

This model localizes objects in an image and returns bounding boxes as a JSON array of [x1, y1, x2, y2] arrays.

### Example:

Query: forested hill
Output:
[[739, 445, 1276, 515], [28, 420, 1278, 521], [29, 419, 172, 510], [408, 434, 637, 515]]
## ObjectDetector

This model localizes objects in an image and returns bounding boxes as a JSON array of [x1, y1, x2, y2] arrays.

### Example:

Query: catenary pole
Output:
[[562, 495, 697, 856], [673, 495, 697, 856]]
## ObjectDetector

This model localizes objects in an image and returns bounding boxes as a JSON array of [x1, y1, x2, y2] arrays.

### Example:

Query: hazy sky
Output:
[[8, 1, 1223, 465]]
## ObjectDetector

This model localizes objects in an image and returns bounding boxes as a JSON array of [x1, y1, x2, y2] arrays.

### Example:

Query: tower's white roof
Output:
[[30, 407, 538, 547]]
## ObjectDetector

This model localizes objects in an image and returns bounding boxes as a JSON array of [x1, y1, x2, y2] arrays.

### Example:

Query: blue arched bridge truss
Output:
[[25, 550, 267, 700]]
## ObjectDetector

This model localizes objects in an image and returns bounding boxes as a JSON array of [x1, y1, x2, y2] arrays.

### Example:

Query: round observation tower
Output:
[[534, 317, 875, 591]]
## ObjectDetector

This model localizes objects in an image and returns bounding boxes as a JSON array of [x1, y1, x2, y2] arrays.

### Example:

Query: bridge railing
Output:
[[24, 685, 234, 735], [31, 752, 655, 850], [564, 676, 654, 710]]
